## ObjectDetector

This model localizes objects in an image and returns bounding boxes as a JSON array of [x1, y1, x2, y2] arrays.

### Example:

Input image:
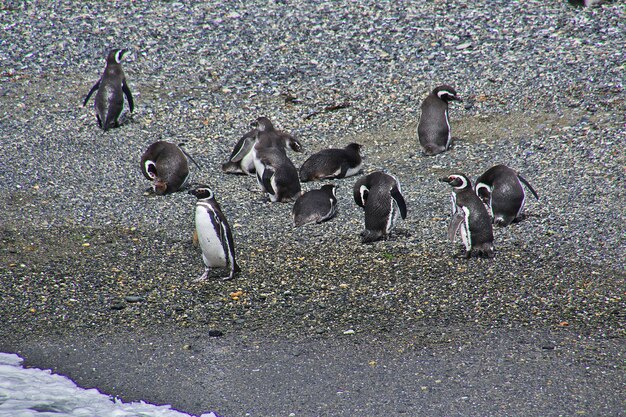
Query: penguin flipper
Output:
[[230, 135, 254, 163], [353, 177, 368, 207], [218, 219, 239, 280], [83, 80, 100, 106], [518, 174, 539, 200], [261, 167, 276, 195], [390, 187, 407, 219], [448, 212, 465, 242], [122, 80, 134, 113]]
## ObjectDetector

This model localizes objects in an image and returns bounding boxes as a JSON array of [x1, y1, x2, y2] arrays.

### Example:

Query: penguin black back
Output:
[[83, 49, 134, 131], [417, 85, 461, 156], [299, 143, 363, 182], [475, 164, 539, 227], [292, 184, 338, 227], [141, 141, 189, 195]]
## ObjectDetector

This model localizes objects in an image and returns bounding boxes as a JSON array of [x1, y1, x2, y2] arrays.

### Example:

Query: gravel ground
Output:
[[0, 1, 624, 415]]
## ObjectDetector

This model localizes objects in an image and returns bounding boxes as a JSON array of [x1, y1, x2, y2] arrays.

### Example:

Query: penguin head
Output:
[[321, 183, 337, 197], [433, 85, 462, 103], [439, 174, 472, 190], [251, 117, 274, 132], [346, 143, 363, 154], [189, 185, 214, 200], [287, 136, 303, 152], [107, 49, 129, 65]]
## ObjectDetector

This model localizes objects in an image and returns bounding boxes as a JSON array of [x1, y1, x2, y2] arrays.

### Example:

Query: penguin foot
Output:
[[194, 270, 210, 282]]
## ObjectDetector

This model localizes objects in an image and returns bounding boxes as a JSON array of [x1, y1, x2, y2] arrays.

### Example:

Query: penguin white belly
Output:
[[444, 109, 452, 149], [196, 206, 227, 268], [241, 151, 256, 175], [344, 162, 362, 178], [386, 198, 401, 234], [460, 207, 471, 251]]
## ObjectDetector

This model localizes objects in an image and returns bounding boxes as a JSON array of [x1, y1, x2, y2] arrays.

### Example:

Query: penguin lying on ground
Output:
[[83, 49, 134, 131], [299, 143, 363, 182], [353, 171, 407, 243], [440, 173, 494, 258], [189, 186, 240, 281], [251, 117, 302, 202], [292, 184, 338, 227], [222, 118, 302, 175], [474, 164, 539, 227], [417, 85, 462, 156], [141, 141, 190, 195]]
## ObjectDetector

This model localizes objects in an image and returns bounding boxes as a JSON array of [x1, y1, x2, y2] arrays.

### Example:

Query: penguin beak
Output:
[[439, 177, 452, 183], [453, 95, 463, 102], [250, 121, 259, 128]]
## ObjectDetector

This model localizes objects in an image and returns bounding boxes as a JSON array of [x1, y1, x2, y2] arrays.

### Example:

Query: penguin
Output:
[[222, 118, 302, 175], [83, 49, 134, 131], [474, 164, 539, 227], [251, 117, 302, 202], [417, 85, 462, 156], [439, 173, 494, 258], [189, 186, 240, 281], [353, 171, 407, 243], [299, 143, 363, 182], [140, 141, 190, 195], [292, 184, 338, 227]]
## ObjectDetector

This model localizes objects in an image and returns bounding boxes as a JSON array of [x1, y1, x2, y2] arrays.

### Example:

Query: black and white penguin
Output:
[[222, 118, 302, 175], [83, 49, 134, 131], [474, 164, 539, 227], [251, 117, 302, 202], [417, 85, 462, 156], [141, 141, 190, 195], [440, 173, 494, 258], [353, 171, 407, 243], [292, 184, 338, 227], [189, 186, 240, 281], [299, 143, 363, 182]]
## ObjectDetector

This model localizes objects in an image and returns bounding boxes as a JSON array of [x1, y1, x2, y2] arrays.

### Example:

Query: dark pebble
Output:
[[208, 330, 223, 337]]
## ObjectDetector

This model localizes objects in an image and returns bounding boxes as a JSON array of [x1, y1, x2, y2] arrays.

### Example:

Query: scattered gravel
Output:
[[0, 1, 624, 345]]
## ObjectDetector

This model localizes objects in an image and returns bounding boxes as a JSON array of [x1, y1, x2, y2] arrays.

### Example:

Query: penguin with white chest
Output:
[[299, 143, 363, 182], [140, 141, 190, 195], [417, 85, 462, 156], [353, 171, 407, 243], [251, 117, 303, 202], [292, 184, 338, 227], [189, 186, 240, 281], [440, 173, 494, 258], [222, 118, 302, 176], [83, 49, 134, 131], [475, 164, 539, 227]]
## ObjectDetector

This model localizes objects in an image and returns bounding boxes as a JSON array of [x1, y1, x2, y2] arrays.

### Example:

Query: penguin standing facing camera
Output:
[[141, 141, 190, 195], [83, 49, 134, 131], [292, 184, 338, 227], [475, 164, 539, 227], [251, 117, 302, 202], [299, 143, 363, 182], [353, 171, 407, 243], [417, 85, 462, 156], [189, 186, 240, 281], [440, 173, 494, 258]]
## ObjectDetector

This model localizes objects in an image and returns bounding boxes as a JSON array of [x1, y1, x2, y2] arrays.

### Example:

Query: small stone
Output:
[[124, 296, 144, 303], [208, 329, 223, 337], [110, 300, 126, 310]]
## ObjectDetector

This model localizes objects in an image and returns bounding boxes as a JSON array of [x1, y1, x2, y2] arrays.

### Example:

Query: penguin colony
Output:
[[84, 49, 539, 281]]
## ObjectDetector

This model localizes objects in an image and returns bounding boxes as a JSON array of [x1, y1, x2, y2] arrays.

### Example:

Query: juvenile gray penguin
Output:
[[440, 173, 494, 258], [417, 85, 462, 156], [222, 118, 302, 175], [83, 49, 134, 131], [353, 171, 407, 243], [475, 164, 539, 227], [189, 186, 240, 281], [141, 141, 190, 195], [251, 117, 302, 202], [299, 143, 363, 182], [292, 184, 338, 227]]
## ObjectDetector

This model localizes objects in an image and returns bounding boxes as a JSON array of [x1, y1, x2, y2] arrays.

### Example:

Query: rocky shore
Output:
[[0, 1, 624, 416]]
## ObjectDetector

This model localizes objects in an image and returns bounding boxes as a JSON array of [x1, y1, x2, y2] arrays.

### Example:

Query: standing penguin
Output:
[[440, 173, 494, 258], [251, 117, 302, 202], [475, 164, 539, 227], [140, 141, 190, 195], [83, 49, 134, 131], [189, 186, 240, 281], [417, 85, 462, 156], [222, 118, 302, 175], [299, 143, 363, 182], [353, 171, 407, 243], [292, 184, 338, 227]]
